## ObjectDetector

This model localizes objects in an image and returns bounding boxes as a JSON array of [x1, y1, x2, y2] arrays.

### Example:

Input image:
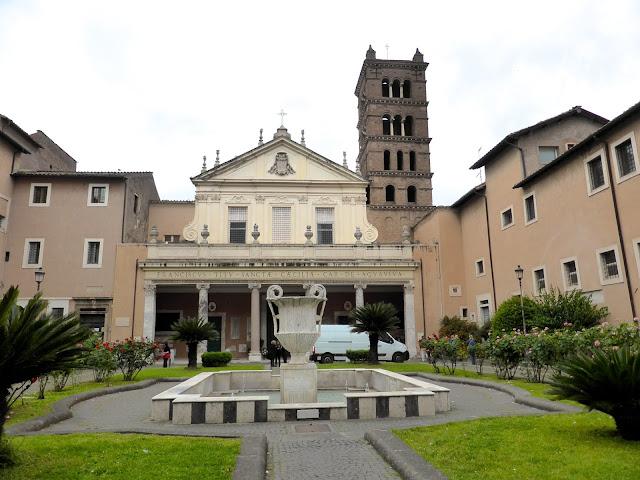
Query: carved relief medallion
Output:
[[268, 152, 295, 176]]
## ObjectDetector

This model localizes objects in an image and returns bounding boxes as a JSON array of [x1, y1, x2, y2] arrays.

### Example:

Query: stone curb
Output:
[[6, 377, 189, 435], [232, 434, 267, 480], [410, 372, 584, 413], [365, 430, 450, 480]]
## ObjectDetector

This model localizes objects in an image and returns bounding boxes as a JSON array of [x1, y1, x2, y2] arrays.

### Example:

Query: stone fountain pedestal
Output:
[[267, 284, 327, 404]]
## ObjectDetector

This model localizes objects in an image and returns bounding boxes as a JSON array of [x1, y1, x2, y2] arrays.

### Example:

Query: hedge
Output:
[[201, 351, 232, 367]]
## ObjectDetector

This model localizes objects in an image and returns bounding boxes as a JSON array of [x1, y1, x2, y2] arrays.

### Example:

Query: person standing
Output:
[[466, 335, 477, 365], [269, 340, 279, 367], [163, 343, 171, 368]]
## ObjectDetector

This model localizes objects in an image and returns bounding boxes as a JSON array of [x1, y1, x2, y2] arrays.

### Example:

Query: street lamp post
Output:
[[515, 265, 526, 334], [35, 267, 45, 292]]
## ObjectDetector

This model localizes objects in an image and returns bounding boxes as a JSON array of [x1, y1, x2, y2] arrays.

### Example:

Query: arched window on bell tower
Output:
[[410, 151, 416, 171], [382, 78, 390, 97], [391, 79, 401, 98], [384, 150, 391, 170], [385, 185, 395, 202], [393, 115, 402, 136], [382, 115, 391, 135], [407, 186, 417, 203], [403, 80, 411, 98], [404, 116, 414, 136], [397, 151, 403, 170]]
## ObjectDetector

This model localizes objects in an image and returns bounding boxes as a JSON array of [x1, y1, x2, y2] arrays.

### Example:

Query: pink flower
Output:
[[633, 317, 639, 323], [594, 340, 601, 347], [77, 343, 83, 347], [613, 346, 619, 350]]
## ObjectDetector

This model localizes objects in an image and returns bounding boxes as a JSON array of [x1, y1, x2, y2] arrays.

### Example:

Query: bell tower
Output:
[[355, 46, 434, 243]]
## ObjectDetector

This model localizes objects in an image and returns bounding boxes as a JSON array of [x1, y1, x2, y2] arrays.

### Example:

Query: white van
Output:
[[311, 324, 409, 363]]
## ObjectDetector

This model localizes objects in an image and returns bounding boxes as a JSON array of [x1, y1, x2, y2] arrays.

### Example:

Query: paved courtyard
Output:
[[15, 375, 557, 479]]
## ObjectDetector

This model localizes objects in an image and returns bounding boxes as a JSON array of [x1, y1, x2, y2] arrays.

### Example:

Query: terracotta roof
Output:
[[470, 106, 609, 170], [12, 171, 154, 178], [514, 99, 640, 188], [450, 183, 486, 208]]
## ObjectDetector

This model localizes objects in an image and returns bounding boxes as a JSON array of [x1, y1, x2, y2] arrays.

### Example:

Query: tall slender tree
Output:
[[0, 286, 89, 447], [349, 302, 399, 364]]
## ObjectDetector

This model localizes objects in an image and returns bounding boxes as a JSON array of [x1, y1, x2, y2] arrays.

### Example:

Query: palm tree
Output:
[[0, 286, 89, 443], [349, 302, 399, 364], [170, 317, 219, 369], [549, 345, 640, 440]]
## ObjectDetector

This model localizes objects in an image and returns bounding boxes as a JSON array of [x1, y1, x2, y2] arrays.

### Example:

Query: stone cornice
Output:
[[368, 171, 434, 179], [368, 205, 435, 211]]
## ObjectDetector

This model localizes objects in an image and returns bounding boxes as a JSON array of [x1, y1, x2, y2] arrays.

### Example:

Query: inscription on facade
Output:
[[147, 268, 411, 282]]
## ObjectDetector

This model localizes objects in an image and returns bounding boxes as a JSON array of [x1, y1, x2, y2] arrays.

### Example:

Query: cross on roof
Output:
[[278, 109, 287, 127]]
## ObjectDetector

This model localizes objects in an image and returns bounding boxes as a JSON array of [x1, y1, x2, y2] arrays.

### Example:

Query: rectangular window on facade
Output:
[[461, 307, 468, 319], [475, 258, 485, 277], [0, 215, 5, 232], [479, 299, 490, 324], [230, 316, 240, 340], [533, 267, 546, 295], [133, 194, 140, 213], [586, 155, 606, 194], [600, 249, 619, 282], [23, 238, 44, 268], [272, 207, 291, 243], [88, 184, 108, 206], [615, 139, 636, 177], [500, 206, 514, 229], [612, 133, 639, 182], [83, 239, 103, 268], [229, 206, 247, 244], [30, 184, 51, 206], [316, 208, 334, 244], [562, 258, 580, 290], [28, 242, 41, 264], [51, 308, 64, 319], [539, 146, 558, 164], [164, 235, 180, 243], [524, 193, 537, 225]]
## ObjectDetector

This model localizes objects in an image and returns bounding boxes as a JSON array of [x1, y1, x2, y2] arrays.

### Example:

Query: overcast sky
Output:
[[1, 0, 638, 205]]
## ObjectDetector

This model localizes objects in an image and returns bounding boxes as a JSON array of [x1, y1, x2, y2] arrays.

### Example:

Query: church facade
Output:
[[110, 123, 423, 360]]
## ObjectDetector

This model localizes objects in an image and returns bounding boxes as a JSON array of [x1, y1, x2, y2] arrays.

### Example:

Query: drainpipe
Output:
[[131, 259, 139, 338], [506, 140, 527, 180], [600, 139, 637, 318], [472, 189, 497, 312]]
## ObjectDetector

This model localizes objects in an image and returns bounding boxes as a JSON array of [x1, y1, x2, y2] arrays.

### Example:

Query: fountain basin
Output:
[[151, 369, 450, 424]]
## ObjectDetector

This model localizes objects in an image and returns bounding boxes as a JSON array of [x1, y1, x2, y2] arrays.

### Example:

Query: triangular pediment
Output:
[[192, 135, 365, 185]]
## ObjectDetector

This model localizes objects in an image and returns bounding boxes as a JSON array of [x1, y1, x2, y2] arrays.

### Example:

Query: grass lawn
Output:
[[6, 365, 263, 426], [2, 434, 240, 479], [395, 412, 640, 480]]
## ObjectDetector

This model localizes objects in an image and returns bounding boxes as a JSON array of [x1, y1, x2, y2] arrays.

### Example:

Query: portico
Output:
[[139, 243, 419, 359]]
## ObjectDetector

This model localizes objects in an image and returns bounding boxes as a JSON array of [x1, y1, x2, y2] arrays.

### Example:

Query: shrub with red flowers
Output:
[[111, 337, 160, 381], [83, 334, 118, 382]]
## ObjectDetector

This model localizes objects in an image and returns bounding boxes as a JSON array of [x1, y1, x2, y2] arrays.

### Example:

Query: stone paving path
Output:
[[266, 432, 400, 479], [22, 378, 552, 479]]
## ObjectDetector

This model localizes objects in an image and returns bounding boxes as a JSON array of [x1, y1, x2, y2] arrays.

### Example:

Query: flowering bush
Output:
[[485, 331, 522, 380], [420, 335, 462, 374], [83, 335, 117, 382], [112, 337, 159, 381]]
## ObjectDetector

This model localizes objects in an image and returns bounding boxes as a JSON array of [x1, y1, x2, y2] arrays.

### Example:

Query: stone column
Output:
[[248, 283, 262, 362], [354, 283, 367, 308], [143, 282, 156, 339], [196, 283, 210, 358], [403, 282, 417, 357]]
